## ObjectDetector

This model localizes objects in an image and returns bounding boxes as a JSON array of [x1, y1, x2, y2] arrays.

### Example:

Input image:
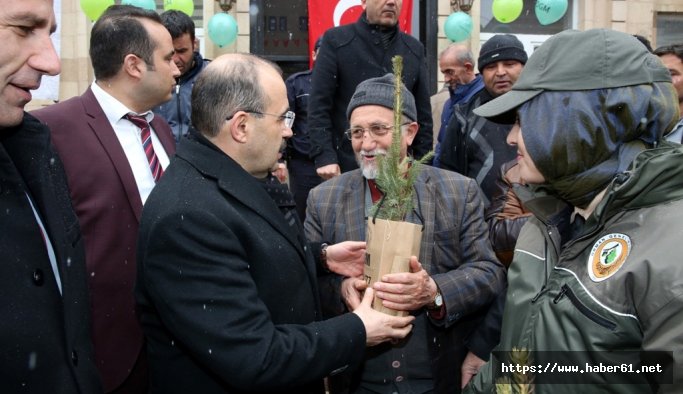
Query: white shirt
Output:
[[664, 117, 683, 144], [91, 82, 170, 204]]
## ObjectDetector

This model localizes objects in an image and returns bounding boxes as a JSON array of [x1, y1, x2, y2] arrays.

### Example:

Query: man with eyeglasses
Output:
[[305, 73, 505, 394], [654, 44, 683, 143], [135, 54, 416, 393], [32, 5, 179, 393]]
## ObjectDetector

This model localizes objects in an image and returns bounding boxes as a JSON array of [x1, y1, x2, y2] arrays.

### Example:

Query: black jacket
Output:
[[308, 13, 432, 172], [437, 88, 516, 205], [136, 133, 367, 393], [0, 113, 102, 393]]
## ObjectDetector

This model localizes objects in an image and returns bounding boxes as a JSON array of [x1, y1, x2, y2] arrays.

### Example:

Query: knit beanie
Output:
[[478, 34, 528, 72], [346, 73, 417, 121]]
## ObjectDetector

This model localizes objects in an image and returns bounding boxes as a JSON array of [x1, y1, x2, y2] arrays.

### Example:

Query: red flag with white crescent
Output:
[[307, 0, 413, 66]]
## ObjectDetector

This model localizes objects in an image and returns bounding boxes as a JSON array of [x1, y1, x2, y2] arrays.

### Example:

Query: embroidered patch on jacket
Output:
[[587, 233, 631, 282]]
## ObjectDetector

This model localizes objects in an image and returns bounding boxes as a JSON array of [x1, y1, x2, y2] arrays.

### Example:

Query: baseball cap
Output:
[[474, 29, 672, 121]]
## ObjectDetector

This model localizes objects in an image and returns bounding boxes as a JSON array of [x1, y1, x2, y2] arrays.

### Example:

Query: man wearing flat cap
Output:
[[465, 29, 683, 393], [305, 73, 506, 394], [436, 34, 527, 207]]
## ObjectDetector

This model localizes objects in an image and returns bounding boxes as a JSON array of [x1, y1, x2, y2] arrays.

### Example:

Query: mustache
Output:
[[360, 148, 388, 157]]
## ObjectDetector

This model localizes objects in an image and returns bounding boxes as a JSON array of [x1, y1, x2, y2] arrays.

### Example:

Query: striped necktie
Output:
[[125, 113, 164, 182]]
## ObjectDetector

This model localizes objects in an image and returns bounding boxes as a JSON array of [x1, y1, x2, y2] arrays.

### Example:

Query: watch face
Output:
[[434, 293, 443, 307]]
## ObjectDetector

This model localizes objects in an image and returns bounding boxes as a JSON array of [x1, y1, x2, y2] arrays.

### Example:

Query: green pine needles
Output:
[[370, 56, 434, 221]]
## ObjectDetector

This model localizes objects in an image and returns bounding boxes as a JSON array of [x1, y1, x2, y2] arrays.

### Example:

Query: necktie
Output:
[[125, 113, 164, 182]]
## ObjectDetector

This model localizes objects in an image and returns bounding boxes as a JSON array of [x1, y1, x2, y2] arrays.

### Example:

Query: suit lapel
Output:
[[179, 137, 307, 260], [342, 173, 367, 241], [150, 117, 176, 156], [81, 88, 144, 221], [3, 114, 77, 292]]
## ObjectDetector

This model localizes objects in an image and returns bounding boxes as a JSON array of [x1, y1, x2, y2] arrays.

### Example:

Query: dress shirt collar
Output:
[[91, 81, 155, 124]]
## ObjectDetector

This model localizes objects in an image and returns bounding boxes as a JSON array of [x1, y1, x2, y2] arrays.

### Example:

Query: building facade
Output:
[[27, 0, 683, 110]]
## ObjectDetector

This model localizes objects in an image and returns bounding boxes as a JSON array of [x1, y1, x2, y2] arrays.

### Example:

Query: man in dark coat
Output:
[[136, 53, 415, 394], [309, 0, 432, 180], [0, 0, 102, 392], [436, 34, 527, 206], [285, 36, 323, 221]]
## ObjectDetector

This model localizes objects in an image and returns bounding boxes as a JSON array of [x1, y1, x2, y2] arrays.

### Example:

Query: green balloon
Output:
[[444, 12, 473, 43], [208, 13, 238, 48], [80, 0, 114, 21], [535, 0, 569, 25], [164, 0, 195, 17], [492, 0, 523, 24], [122, 0, 157, 11]]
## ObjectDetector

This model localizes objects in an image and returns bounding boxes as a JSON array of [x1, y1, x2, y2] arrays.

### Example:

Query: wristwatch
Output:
[[320, 243, 331, 273], [428, 289, 443, 310]]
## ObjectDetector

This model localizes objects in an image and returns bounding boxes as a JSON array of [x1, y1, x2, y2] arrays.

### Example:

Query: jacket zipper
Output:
[[553, 284, 617, 331], [175, 84, 183, 138]]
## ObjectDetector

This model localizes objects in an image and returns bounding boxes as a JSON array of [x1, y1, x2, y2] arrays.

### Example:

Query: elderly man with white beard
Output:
[[304, 73, 505, 394]]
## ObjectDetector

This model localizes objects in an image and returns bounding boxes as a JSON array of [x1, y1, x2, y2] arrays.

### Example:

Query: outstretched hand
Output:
[[325, 241, 366, 277], [353, 288, 415, 346]]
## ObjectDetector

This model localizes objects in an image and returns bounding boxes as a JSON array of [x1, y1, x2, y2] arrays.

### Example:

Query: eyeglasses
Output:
[[344, 122, 411, 140], [226, 110, 296, 129]]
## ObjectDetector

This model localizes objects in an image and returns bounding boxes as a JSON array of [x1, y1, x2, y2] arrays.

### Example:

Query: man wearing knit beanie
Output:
[[305, 73, 505, 394], [435, 34, 527, 208]]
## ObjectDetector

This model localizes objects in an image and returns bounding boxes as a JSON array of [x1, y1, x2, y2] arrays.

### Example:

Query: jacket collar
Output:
[[178, 52, 208, 84], [177, 132, 306, 258]]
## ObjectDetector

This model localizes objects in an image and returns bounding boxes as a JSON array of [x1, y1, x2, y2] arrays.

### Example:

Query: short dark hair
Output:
[[89, 5, 163, 80], [654, 44, 683, 62], [633, 34, 653, 53], [160, 10, 196, 42], [192, 54, 281, 137]]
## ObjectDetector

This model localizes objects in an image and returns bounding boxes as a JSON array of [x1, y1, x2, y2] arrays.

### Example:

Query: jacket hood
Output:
[[518, 82, 678, 208], [602, 142, 683, 215]]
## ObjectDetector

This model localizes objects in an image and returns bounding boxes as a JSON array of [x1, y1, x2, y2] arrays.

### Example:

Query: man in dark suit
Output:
[[304, 74, 506, 393], [32, 5, 179, 393], [135, 53, 415, 394], [0, 0, 102, 392]]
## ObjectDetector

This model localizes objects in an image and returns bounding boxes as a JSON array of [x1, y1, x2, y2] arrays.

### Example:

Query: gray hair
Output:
[[440, 44, 475, 65], [191, 53, 280, 137]]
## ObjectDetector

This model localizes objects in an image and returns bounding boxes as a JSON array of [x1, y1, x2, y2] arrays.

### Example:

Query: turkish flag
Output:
[[307, 0, 413, 66]]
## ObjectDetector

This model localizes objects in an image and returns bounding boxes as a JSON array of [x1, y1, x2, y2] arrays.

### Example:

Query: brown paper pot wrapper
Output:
[[364, 218, 423, 316]]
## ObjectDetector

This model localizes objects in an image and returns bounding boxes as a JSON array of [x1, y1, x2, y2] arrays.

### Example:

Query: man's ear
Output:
[[228, 111, 250, 144], [123, 54, 145, 79], [463, 61, 474, 73], [404, 122, 419, 147]]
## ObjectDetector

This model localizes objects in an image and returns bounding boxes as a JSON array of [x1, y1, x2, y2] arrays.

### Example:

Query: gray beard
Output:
[[361, 165, 378, 180]]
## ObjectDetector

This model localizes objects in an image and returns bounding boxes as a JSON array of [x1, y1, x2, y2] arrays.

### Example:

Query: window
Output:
[[656, 13, 683, 48], [249, 0, 309, 78], [479, 0, 575, 56]]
